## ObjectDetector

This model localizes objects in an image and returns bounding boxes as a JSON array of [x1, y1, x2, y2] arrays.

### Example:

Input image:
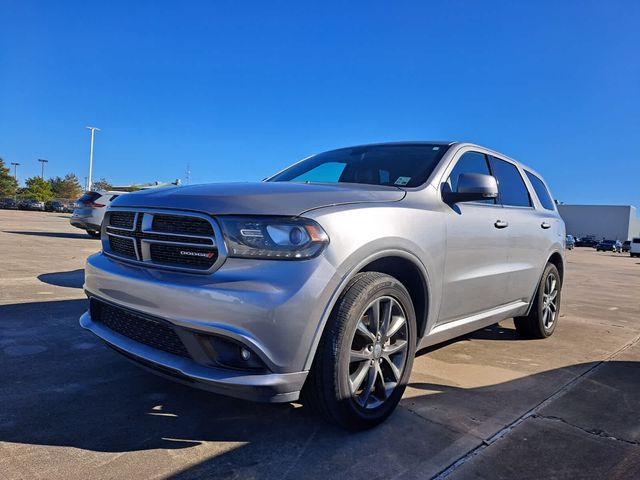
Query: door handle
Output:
[[494, 220, 509, 229], [541, 222, 551, 229]]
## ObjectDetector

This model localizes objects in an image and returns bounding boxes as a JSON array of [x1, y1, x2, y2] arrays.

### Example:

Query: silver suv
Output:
[[80, 142, 565, 429]]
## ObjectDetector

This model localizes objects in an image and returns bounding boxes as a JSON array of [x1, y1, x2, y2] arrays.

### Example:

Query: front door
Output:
[[438, 151, 514, 324]]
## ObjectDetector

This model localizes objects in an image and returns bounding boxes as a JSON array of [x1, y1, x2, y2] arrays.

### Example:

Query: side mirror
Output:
[[442, 172, 498, 204]]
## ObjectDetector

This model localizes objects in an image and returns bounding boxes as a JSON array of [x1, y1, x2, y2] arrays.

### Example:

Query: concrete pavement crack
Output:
[[430, 332, 640, 479], [533, 414, 640, 446]]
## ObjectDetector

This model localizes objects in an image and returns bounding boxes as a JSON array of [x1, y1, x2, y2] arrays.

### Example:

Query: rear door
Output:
[[489, 158, 557, 303], [438, 151, 513, 324]]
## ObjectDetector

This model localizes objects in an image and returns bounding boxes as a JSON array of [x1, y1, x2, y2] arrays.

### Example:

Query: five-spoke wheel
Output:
[[303, 272, 416, 430], [349, 296, 408, 409], [515, 262, 562, 338]]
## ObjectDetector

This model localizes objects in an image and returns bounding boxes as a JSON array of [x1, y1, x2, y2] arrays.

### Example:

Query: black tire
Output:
[[302, 272, 417, 430], [87, 230, 101, 238], [514, 263, 561, 339]]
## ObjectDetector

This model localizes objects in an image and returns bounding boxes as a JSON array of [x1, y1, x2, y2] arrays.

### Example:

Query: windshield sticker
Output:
[[394, 176, 411, 186]]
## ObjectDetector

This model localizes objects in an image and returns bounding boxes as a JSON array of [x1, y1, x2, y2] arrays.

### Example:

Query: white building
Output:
[[557, 204, 640, 241]]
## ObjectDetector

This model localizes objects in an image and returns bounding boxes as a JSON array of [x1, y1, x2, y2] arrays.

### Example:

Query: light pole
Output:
[[10, 162, 19, 201], [86, 126, 100, 191], [38, 159, 49, 179], [11, 162, 20, 182]]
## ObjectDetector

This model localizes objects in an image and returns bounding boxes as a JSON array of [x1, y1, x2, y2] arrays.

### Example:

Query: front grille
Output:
[[150, 243, 218, 269], [104, 209, 220, 273], [90, 298, 190, 359], [152, 214, 214, 235], [109, 235, 136, 258]]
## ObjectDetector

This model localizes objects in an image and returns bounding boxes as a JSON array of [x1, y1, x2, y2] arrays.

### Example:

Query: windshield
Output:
[[268, 144, 450, 188]]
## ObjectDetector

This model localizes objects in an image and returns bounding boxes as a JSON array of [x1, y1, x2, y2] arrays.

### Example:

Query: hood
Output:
[[111, 182, 406, 216]]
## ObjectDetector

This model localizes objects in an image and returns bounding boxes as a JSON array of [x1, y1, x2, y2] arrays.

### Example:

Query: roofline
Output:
[[557, 204, 637, 209]]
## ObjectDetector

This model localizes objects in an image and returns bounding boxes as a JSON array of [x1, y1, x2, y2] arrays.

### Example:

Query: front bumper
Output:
[[81, 251, 341, 402], [80, 311, 306, 402]]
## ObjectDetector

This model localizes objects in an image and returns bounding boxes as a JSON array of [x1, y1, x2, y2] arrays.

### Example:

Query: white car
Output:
[[70, 191, 126, 237], [630, 238, 640, 258]]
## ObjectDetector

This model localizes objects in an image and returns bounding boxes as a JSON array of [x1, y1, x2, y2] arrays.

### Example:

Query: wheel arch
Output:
[[358, 256, 429, 342], [301, 249, 432, 371], [547, 251, 565, 284], [523, 250, 565, 316]]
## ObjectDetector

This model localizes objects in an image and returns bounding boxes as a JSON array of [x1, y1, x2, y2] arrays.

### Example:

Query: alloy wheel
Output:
[[347, 296, 409, 409], [541, 272, 559, 329]]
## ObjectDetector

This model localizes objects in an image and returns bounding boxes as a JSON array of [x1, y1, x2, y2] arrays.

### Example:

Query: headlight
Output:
[[218, 216, 329, 259]]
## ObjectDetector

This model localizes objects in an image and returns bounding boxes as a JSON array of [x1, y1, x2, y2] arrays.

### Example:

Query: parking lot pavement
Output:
[[1, 210, 639, 479]]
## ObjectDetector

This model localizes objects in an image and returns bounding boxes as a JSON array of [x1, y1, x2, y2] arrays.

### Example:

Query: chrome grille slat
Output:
[[103, 208, 225, 274], [105, 226, 214, 245]]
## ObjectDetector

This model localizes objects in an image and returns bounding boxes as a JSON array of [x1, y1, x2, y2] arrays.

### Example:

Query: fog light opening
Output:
[[204, 335, 267, 372]]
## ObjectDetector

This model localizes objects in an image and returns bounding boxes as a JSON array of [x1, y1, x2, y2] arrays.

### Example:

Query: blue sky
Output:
[[1, 0, 639, 205]]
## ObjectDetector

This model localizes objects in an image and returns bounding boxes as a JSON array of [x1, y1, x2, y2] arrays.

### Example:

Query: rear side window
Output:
[[489, 157, 531, 207], [446, 152, 495, 204], [525, 171, 555, 210]]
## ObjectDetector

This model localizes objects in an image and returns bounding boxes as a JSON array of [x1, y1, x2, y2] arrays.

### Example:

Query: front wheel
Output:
[[514, 263, 561, 339], [303, 272, 417, 430]]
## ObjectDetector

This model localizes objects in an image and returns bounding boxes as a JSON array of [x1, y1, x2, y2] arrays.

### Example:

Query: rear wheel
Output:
[[514, 263, 561, 339], [303, 272, 417, 430]]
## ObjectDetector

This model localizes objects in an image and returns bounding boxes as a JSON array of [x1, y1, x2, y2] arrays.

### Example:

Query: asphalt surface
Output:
[[1, 210, 639, 479]]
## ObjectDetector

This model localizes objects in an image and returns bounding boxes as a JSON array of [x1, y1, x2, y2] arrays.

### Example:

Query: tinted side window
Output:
[[525, 171, 555, 210], [446, 152, 495, 204], [489, 157, 531, 207]]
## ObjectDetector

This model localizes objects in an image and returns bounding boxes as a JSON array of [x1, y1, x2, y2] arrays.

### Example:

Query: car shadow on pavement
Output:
[[3, 230, 98, 239], [1, 299, 639, 479], [38, 269, 84, 289], [465, 323, 522, 341], [414, 324, 521, 357]]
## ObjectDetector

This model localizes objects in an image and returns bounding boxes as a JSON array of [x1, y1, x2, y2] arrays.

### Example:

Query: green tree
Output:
[[50, 173, 83, 200], [0, 158, 18, 196], [92, 178, 112, 191], [21, 176, 54, 202]]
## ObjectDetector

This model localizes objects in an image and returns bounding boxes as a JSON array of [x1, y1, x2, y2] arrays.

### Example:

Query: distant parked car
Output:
[[630, 238, 640, 258], [45, 200, 66, 212], [565, 235, 575, 250], [575, 237, 598, 248], [596, 240, 621, 252], [0, 197, 18, 209], [70, 190, 126, 237], [19, 199, 45, 211], [622, 241, 631, 253]]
